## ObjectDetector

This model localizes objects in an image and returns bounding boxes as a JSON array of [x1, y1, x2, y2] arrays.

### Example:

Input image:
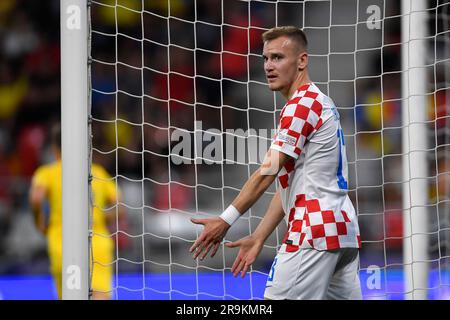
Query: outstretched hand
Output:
[[225, 235, 264, 278], [190, 217, 230, 260]]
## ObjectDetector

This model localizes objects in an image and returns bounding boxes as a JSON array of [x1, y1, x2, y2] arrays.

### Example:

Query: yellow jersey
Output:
[[31, 160, 117, 297], [31, 161, 118, 238]]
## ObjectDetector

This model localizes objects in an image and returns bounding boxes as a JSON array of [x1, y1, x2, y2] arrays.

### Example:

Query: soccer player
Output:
[[190, 26, 362, 300], [29, 124, 123, 300]]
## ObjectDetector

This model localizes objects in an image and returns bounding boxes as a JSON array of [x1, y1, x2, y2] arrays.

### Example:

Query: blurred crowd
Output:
[[0, 1, 60, 271], [0, 0, 449, 277]]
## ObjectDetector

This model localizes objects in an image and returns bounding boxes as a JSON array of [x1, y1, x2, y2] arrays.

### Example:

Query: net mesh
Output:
[[87, 0, 450, 299]]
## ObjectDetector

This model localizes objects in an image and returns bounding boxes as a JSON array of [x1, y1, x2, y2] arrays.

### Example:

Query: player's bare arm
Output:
[[190, 149, 291, 260], [226, 189, 285, 278], [29, 184, 48, 235]]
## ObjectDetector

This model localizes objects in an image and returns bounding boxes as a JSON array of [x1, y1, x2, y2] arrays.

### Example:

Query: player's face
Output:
[[263, 36, 302, 96]]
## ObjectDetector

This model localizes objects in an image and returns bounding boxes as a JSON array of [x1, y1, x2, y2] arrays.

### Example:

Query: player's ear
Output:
[[297, 51, 308, 70]]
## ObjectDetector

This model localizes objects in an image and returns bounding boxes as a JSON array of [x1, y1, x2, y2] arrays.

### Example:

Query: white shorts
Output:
[[264, 248, 362, 300]]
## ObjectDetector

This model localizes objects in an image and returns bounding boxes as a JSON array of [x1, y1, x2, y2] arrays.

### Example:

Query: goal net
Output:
[[85, 0, 450, 299]]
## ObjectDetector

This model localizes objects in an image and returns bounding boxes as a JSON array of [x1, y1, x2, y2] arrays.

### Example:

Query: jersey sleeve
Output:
[[270, 96, 323, 159], [94, 165, 119, 205], [31, 166, 50, 189]]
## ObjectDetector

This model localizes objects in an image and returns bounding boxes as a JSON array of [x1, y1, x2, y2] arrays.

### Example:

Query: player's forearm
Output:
[[30, 205, 42, 225], [29, 186, 48, 233], [252, 190, 285, 243], [29, 195, 43, 225], [30, 204, 46, 234], [231, 168, 277, 216]]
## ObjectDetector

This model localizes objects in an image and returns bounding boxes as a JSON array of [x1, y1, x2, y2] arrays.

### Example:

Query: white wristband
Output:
[[219, 205, 241, 226]]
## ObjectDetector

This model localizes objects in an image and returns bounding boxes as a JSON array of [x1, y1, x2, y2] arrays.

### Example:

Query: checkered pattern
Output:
[[272, 84, 324, 189], [277, 158, 295, 189], [270, 82, 361, 252], [282, 194, 361, 252]]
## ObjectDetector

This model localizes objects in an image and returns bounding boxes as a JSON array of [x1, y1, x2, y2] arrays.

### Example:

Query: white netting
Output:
[[87, 0, 450, 299]]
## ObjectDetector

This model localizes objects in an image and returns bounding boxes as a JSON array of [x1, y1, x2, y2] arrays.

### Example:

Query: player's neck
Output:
[[284, 71, 311, 101]]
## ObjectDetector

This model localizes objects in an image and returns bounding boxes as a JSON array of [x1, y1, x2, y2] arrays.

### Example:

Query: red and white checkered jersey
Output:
[[270, 83, 361, 252]]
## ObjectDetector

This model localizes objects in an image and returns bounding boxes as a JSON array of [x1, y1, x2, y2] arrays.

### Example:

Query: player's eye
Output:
[[272, 55, 281, 61]]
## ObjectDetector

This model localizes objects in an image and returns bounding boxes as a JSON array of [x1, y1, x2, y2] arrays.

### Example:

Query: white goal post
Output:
[[61, 0, 89, 300], [401, 0, 429, 300]]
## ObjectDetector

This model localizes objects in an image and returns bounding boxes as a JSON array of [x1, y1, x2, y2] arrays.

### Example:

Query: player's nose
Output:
[[264, 61, 274, 73]]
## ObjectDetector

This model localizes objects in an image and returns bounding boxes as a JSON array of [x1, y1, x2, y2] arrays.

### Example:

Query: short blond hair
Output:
[[262, 26, 308, 51]]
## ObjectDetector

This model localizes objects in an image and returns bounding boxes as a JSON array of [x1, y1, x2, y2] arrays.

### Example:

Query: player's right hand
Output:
[[190, 217, 230, 260], [225, 235, 264, 278]]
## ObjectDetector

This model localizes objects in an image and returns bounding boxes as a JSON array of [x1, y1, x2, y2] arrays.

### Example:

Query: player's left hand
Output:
[[226, 235, 264, 278], [190, 217, 230, 260]]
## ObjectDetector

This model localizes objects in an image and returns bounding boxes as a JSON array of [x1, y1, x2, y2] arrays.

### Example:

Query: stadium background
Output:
[[0, 0, 449, 299]]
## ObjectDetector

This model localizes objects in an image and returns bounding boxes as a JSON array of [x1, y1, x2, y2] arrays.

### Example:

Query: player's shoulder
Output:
[[281, 83, 324, 117], [33, 161, 59, 177], [286, 83, 320, 106], [31, 161, 60, 185], [295, 83, 327, 101], [91, 163, 112, 179], [295, 83, 338, 112]]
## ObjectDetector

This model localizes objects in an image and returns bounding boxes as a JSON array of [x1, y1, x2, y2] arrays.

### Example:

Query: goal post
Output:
[[401, 0, 429, 300], [61, 0, 89, 300]]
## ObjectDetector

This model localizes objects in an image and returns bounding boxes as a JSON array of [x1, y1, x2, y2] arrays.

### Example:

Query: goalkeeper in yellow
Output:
[[29, 125, 122, 300]]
